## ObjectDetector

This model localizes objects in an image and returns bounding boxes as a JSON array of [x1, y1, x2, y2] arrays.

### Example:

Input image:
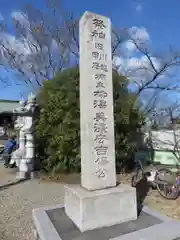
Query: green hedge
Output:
[[35, 67, 143, 174]]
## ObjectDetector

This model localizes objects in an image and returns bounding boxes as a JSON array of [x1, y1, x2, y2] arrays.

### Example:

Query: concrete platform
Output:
[[64, 184, 137, 232], [32, 204, 180, 240]]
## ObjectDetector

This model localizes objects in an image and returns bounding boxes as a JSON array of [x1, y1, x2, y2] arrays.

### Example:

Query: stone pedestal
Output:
[[16, 170, 26, 179], [25, 131, 34, 174], [65, 184, 137, 232]]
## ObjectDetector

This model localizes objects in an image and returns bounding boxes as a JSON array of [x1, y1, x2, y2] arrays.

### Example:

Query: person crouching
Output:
[[2, 135, 17, 168]]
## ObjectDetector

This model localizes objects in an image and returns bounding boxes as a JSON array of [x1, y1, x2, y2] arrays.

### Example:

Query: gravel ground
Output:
[[0, 164, 65, 240], [0, 164, 179, 240]]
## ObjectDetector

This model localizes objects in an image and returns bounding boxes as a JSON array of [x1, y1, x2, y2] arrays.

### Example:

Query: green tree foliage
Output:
[[35, 67, 144, 174]]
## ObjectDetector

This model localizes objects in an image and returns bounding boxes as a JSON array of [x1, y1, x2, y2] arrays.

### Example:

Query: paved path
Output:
[[0, 164, 65, 240], [0, 164, 179, 240]]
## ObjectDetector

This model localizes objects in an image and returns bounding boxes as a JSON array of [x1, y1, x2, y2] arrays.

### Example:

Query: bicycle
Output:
[[131, 155, 180, 200], [154, 166, 180, 200]]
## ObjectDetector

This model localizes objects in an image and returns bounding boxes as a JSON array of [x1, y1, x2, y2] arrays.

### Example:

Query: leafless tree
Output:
[[0, 0, 80, 88]]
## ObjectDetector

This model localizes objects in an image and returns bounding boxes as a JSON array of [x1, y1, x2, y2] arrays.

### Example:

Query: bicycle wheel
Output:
[[155, 168, 179, 200]]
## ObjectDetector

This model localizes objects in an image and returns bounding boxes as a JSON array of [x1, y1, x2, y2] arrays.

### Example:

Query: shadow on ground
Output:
[[136, 178, 151, 215], [0, 179, 29, 191]]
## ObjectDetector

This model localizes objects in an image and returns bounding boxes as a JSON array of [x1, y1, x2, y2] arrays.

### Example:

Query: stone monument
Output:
[[64, 11, 137, 232], [32, 12, 180, 240], [12, 93, 37, 179], [10, 99, 26, 168]]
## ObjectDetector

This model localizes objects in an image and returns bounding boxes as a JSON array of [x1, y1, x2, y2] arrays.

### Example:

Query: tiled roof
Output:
[[0, 100, 19, 114]]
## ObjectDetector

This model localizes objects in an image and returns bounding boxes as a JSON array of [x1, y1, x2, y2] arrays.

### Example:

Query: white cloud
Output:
[[128, 26, 150, 42], [0, 10, 63, 85], [0, 11, 45, 58], [11, 11, 30, 29], [113, 55, 161, 83], [0, 13, 38, 80], [135, 3, 143, 12], [127, 56, 161, 71], [122, 27, 150, 56], [0, 33, 32, 56], [123, 40, 136, 53], [113, 53, 165, 114]]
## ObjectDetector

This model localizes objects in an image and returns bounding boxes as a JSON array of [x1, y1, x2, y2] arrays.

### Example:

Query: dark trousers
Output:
[[2, 153, 11, 166]]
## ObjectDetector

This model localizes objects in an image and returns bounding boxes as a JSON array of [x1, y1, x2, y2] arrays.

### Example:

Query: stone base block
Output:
[[16, 171, 26, 180], [64, 183, 137, 232]]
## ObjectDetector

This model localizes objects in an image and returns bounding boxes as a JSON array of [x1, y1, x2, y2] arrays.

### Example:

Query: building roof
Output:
[[0, 100, 20, 114]]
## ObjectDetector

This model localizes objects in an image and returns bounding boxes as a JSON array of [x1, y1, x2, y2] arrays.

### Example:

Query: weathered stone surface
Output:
[[47, 208, 160, 240], [47, 208, 162, 239], [64, 184, 137, 232], [79, 11, 116, 190], [33, 204, 180, 240], [64, 11, 137, 233]]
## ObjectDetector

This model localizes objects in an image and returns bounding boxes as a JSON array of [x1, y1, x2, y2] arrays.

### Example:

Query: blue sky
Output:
[[0, 0, 180, 101]]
